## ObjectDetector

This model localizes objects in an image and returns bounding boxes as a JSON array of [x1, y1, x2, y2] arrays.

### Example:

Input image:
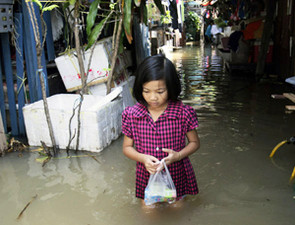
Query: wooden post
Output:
[[22, 0, 39, 102], [290, 0, 295, 76], [0, 112, 7, 155], [0, 33, 19, 136], [44, 11, 55, 62], [255, 0, 277, 76], [0, 58, 7, 133], [15, 13, 26, 136]]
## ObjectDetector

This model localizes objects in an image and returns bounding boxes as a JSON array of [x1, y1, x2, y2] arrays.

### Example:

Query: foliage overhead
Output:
[[32, 0, 59, 14], [185, 11, 201, 41], [86, 0, 100, 37], [32, 0, 165, 48], [85, 0, 165, 46]]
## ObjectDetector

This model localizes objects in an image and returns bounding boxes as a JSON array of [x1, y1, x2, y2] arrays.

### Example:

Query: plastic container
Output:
[[89, 75, 135, 108], [23, 87, 123, 152], [54, 37, 112, 92], [285, 76, 295, 85], [55, 37, 133, 93]]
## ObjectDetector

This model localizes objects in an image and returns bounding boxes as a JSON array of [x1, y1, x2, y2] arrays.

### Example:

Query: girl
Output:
[[122, 54, 200, 206]]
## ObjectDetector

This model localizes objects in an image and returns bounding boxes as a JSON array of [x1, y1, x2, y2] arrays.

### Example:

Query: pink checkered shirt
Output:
[[122, 100, 199, 199]]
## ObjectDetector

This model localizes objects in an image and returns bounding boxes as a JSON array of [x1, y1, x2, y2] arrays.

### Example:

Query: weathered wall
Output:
[[273, 0, 295, 78]]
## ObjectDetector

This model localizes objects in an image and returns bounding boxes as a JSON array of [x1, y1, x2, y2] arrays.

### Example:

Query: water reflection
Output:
[[26, 152, 107, 200], [166, 46, 227, 113]]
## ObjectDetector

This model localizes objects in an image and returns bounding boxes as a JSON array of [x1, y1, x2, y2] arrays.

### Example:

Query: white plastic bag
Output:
[[285, 76, 295, 85], [144, 159, 177, 205]]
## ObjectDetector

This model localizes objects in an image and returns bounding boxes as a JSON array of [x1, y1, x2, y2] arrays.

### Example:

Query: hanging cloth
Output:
[[230, 0, 240, 21], [169, 0, 178, 29]]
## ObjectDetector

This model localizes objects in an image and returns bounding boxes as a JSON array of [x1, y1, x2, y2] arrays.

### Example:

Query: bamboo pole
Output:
[[107, 0, 123, 94], [74, 0, 87, 95], [26, 2, 58, 155]]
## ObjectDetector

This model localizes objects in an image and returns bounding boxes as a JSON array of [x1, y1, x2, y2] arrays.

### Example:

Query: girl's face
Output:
[[142, 79, 168, 110]]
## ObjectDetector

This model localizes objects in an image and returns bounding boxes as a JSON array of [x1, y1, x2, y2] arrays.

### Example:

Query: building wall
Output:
[[273, 0, 295, 78]]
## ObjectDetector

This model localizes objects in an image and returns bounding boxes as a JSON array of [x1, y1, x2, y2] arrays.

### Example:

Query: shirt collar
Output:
[[165, 100, 182, 119], [133, 103, 148, 118], [133, 101, 182, 119]]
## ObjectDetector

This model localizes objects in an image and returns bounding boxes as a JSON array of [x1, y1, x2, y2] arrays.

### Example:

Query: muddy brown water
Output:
[[1, 45, 295, 225]]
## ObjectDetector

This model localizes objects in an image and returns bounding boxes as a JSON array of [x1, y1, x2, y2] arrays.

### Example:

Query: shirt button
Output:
[[156, 147, 159, 151]]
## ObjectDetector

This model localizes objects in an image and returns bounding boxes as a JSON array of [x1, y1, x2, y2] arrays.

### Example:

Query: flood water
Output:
[[1, 45, 295, 225]]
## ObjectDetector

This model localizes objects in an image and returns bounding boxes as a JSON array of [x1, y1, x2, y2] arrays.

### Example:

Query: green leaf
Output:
[[38, 151, 47, 156], [123, 0, 132, 36], [109, 3, 115, 10], [134, 0, 141, 7], [153, 0, 165, 15], [86, 0, 100, 37], [142, 2, 147, 25], [63, 2, 70, 10], [36, 156, 49, 163], [118, 32, 124, 54], [42, 5, 59, 12], [32, 0, 42, 10], [86, 17, 107, 50], [69, 0, 76, 5]]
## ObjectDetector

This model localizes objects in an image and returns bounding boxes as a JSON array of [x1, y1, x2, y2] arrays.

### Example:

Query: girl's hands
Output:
[[156, 148, 180, 172], [162, 148, 181, 165], [143, 149, 181, 173], [143, 155, 160, 174]]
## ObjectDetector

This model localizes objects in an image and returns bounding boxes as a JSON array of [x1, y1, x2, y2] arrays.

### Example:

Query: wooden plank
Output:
[[44, 11, 55, 62], [22, 1, 38, 103], [0, 58, 7, 133], [285, 105, 295, 111], [283, 93, 295, 103], [15, 13, 26, 136], [66, 77, 108, 92], [0, 112, 7, 154], [271, 94, 286, 99], [0, 33, 19, 136]]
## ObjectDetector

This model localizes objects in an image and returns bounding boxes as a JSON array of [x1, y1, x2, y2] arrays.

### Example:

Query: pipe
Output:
[[269, 140, 288, 158], [290, 166, 295, 183]]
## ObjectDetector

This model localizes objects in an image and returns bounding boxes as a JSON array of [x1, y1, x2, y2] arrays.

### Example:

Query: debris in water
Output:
[[88, 154, 101, 164], [17, 194, 38, 220], [7, 137, 27, 157]]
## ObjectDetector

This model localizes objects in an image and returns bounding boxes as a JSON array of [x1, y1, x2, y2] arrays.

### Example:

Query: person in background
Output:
[[205, 21, 213, 44]]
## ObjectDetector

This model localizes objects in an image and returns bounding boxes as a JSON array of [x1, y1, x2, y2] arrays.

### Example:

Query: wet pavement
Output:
[[1, 45, 295, 225]]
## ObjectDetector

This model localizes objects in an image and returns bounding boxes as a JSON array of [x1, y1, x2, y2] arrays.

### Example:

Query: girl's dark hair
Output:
[[132, 54, 181, 104]]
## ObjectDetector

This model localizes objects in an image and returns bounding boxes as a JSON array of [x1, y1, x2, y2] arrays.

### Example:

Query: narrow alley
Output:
[[1, 45, 295, 225]]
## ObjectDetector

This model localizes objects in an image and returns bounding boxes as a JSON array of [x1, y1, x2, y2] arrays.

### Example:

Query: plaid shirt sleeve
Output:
[[122, 106, 133, 138], [183, 105, 199, 133]]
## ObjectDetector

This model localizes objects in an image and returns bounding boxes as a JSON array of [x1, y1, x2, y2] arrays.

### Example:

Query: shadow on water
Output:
[[1, 45, 295, 225]]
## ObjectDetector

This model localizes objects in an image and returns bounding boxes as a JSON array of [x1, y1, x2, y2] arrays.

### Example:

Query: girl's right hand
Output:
[[143, 155, 160, 174]]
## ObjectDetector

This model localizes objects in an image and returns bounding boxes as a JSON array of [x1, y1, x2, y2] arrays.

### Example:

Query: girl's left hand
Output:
[[156, 148, 180, 172]]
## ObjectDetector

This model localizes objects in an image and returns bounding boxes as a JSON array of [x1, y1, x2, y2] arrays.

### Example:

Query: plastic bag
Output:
[[144, 159, 177, 205]]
